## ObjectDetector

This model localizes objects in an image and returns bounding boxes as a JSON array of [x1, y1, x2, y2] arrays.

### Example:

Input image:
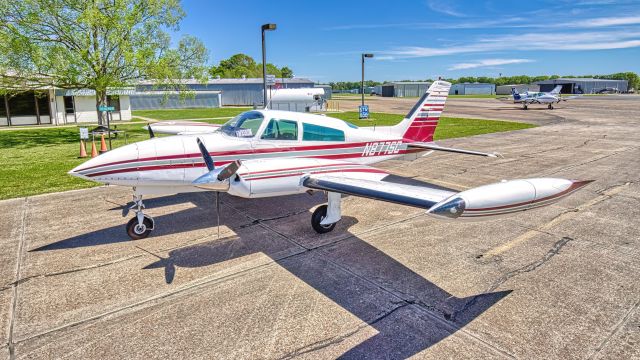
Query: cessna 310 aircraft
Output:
[[69, 81, 592, 239], [500, 85, 581, 110]]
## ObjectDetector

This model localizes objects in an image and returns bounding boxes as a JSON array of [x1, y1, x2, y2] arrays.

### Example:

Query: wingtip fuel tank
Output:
[[427, 178, 593, 220]]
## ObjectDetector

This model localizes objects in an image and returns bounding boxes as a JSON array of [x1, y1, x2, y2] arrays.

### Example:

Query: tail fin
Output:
[[511, 87, 521, 100], [549, 85, 562, 95], [393, 80, 451, 142]]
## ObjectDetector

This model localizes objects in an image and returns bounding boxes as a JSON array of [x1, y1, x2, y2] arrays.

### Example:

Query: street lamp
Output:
[[361, 53, 374, 107], [261, 23, 277, 108]]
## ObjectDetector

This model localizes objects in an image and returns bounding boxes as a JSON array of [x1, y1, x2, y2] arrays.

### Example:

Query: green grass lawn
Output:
[[0, 112, 534, 200], [132, 107, 251, 120]]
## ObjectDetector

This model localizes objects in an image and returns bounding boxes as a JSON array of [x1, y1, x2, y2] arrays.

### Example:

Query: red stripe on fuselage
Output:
[[77, 141, 377, 172], [85, 148, 424, 178]]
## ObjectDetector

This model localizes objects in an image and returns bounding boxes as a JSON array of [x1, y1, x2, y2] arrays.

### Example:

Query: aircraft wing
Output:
[[560, 95, 582, 101], [144, 121, 221, 135], [303, 173, 458, 209]]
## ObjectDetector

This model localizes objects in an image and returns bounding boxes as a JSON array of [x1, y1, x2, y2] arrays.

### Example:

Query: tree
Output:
[[0, 0, 209, 124], [208, 53, 294, 79], [280, 66, 293, 78]]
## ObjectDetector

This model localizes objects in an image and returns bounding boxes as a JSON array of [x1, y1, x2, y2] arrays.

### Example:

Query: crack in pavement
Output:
[[452, 236, 574, 323]]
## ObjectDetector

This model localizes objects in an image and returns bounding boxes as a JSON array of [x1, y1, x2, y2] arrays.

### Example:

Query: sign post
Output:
[[97, 105, 116, 150], [359, 105, 369, 119]]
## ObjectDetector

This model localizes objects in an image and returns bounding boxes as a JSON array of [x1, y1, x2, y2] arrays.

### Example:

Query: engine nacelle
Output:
[[427, 178, 592, 220]]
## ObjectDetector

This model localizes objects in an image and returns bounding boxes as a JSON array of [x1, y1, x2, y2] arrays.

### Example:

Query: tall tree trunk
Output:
[[95, 89, 107, 126]]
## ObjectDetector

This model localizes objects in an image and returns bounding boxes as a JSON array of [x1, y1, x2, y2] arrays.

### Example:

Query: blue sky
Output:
[[176, 0, 640, 82]]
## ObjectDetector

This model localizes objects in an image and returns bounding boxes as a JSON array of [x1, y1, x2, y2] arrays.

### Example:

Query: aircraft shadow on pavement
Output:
[[34, 191, 510, 358]]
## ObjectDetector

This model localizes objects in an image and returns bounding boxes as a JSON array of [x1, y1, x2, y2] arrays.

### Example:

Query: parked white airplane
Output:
[[502, 85, 581, 110], [70, 81, 592, 239]]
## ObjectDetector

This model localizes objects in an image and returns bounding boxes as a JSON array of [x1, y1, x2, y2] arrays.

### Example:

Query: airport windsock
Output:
[[90, 140, 98, 158], [79, 140, 88, 158], [99, 134, 108, 154]]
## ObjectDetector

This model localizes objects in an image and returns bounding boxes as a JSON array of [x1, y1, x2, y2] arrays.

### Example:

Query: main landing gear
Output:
[[522, 104, 528, 110], [311, 192, 342, 234], [125, 194, 155, 240], [547, 104, 554, 109]]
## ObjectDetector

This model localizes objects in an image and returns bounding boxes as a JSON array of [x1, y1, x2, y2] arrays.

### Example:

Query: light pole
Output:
[[361, 53, 374, 107], [261, 23, 276, 108]]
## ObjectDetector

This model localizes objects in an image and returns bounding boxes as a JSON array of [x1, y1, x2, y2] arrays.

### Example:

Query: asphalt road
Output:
[[1, 96, 639, 359]]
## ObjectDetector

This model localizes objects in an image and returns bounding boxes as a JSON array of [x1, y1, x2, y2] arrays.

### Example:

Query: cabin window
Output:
[[261, 119, 298, 140], [302, 123, 345, 141]]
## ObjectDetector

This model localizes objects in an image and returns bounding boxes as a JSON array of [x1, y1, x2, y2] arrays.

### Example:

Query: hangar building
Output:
[[450, 83, 495, 95], [381, 82, 432, 97], [133, 77, 316, 108], [534, 78, 628, 94], [496, 84, 540, 95], [380, 81, 495, 97]]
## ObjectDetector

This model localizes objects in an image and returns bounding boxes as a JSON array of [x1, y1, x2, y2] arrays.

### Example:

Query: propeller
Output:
[[194, 138, 242, 239], [147, 123, 155, 138]]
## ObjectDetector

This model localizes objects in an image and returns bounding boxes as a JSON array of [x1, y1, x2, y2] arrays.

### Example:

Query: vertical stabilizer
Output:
[[393, 80, 452, 142]]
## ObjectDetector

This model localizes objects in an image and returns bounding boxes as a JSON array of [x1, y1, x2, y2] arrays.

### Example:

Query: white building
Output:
[[0, 88, 133, 127]]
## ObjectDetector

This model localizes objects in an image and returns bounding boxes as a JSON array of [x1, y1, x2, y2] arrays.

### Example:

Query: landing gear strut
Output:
[[311, 192, 342, 234], [125, 194, 154, 240]]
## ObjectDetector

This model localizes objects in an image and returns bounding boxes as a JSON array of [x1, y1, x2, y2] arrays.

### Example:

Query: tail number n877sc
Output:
[[362, 141, 402, 157]]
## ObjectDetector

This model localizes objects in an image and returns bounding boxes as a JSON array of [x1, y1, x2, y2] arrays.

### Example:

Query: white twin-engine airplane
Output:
[[69, 81, 592, 239]]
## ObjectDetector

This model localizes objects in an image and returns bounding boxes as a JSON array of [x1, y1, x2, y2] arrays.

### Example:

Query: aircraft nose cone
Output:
[[68, 142, 140, 183]]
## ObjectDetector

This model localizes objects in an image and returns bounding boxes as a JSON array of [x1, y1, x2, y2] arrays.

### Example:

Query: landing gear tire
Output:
[[126, 216, 153, 240], [548, 104, 554, 109], [311, 205, 336, 234], [523, 104, 528, 110]]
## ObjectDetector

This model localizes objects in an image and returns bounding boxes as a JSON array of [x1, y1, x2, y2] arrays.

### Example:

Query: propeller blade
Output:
[[147, 123, 155, 138], [217, 160, 241, 181], [197, 138, 215, 171]]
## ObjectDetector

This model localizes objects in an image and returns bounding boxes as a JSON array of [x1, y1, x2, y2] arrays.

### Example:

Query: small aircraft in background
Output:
[[70, 81, 591, 240], [499, 85, 581, 110]]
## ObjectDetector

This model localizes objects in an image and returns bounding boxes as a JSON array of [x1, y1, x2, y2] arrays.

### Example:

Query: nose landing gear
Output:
[[548, 104, 554, 109], [125, 194, 154, 239]]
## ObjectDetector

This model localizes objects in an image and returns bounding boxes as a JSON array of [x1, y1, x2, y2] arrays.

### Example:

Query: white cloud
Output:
[[426, 0, 466, 17], [324, 15, 640, 31], [448, 59, 534, 70], [378, 30, 640, 59], [566, 15, 640, 27]]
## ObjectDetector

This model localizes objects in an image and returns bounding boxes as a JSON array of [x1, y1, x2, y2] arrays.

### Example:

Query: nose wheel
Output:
[[548, 104, 554, 109], [125, 194, 155, 240]]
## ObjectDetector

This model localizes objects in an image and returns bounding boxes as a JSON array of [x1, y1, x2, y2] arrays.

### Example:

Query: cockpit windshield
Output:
[[219, 111, 264, 138]]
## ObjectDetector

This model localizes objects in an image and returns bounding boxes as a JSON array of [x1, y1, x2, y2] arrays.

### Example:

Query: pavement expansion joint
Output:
[[8, 198, 29, 360], [543, 145, 639, 176], [588, 299, 640, 359]]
